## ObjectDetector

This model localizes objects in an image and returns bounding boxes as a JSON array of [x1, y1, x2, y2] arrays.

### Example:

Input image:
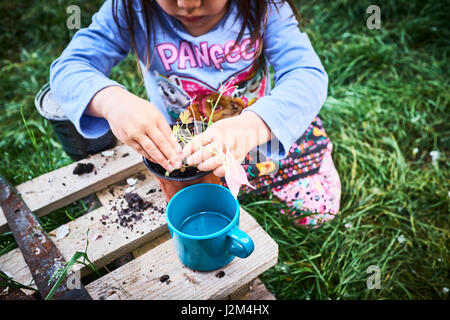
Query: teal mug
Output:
[[166, 183, 254, 271]]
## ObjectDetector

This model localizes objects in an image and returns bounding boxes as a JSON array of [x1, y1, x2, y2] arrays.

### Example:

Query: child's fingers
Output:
[[128, 140, 154, 163], [197, 155, 222, 172], [136, 136, 173, 171], [182, 131, 215, 158], [148, 129, 182, 168], [158, 120, 183, 156], [213, 165, 226, 178], [186, 142, 216, 166]]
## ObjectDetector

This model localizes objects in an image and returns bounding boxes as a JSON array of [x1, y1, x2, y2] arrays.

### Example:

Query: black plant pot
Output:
[[143, 157, 210, 182]]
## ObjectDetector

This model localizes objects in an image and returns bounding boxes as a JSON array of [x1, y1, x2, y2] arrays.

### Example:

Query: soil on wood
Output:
[[102, 192, 165, 232], [145, 161, 205, 179], [124, 192, 152, 212], [136, 172, 146, 181], [73, 162, 95, 175]]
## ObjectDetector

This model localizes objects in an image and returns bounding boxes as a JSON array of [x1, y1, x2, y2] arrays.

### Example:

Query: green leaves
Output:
[[45, 230, 99, 300], [179, 110, 193, 125]]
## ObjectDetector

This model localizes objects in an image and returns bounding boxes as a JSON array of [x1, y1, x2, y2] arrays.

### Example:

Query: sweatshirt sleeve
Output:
[[243, 2, 328, 159], [49, 0, 131, 138]]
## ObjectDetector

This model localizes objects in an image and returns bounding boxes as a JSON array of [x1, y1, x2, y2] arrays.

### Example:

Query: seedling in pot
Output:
[[144, 78, 255, 197], [173, 80, 255, 198]]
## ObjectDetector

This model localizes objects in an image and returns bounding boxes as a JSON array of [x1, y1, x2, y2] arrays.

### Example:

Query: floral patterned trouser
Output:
[[272, 142, 341, 227]]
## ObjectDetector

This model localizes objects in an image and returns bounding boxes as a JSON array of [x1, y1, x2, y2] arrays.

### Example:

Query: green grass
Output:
[[0, 0, 448, 299]]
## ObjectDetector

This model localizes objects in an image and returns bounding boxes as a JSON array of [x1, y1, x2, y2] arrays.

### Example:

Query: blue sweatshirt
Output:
[[50, 0, 328, 159]]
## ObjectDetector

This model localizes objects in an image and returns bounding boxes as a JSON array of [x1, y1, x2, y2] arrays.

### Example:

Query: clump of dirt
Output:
[[73, 163, 95, 175], [102, 192, 165, 232], [160, 275, 170, 283], [117, 208, 143, 229], [136, 172, 146, 181], [124, 192, 152, 211], [215, 271, 225, 278]]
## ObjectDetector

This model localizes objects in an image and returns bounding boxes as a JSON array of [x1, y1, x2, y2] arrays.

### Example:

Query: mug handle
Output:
[[227, 227, 255, 258]]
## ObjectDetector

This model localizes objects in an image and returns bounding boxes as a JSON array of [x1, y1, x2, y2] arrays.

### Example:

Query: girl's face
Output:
[[155, 0, 229, 36]]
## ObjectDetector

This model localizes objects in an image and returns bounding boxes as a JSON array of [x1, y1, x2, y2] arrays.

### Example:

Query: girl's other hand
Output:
[[182, 111, 272, 177], [87, 86, 183, 171]]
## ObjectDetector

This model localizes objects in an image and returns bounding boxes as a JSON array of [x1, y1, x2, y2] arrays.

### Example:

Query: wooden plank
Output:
[[248, 278, 276, 300], [95, 170, 158, 205], [85, 208, 278, 300], [132, 232, 171, 258], [0, 144, 145, 233], [0, 175, 168, 287], [0, 249, 35, 290], [95, 169, 170, 259], [227, 282, 251, 300]]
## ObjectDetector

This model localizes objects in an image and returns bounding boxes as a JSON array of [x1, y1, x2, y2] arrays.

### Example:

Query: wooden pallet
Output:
[[0, 144, 278, 300]]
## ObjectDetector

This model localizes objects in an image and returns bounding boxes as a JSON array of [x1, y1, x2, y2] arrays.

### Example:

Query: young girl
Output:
[[50, 0, 341, 227]]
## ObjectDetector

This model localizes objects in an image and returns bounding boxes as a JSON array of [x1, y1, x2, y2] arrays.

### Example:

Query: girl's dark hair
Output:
[[112, 0, 301, 73]]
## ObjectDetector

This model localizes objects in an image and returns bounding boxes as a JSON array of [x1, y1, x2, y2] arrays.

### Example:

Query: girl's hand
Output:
[[87, 86, 183, 171], [182, 111, 272, 177]]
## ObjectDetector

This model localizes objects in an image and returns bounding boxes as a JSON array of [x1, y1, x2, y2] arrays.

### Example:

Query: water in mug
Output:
[[178, 211, 231, 236]]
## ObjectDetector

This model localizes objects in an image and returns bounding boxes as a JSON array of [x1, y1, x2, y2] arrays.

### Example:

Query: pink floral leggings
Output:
[[272, 143, 341, 227]]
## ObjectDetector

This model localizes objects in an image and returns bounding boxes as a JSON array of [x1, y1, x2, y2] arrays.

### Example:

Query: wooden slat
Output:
[[95, 169, 169, 259], [0, 144, 145, 233], [131, 232, 171, 258], [0, 248, 34, 289], [248, 278, 276, 300], [227, 282, 251, 300], [0, 173, 167, 287], [95, 170, 158, 205], [85, 208, 278, 300]]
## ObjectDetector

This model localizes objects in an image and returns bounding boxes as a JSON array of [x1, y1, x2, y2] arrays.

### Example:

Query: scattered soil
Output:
[[73, 162, 95, 175], [102, 192, 165, 232], [136, 172, 146, 181], [124, 192, 152, 211], [116, 179, 128, 186], [215, 271, 225, 278], [115, 198, 145, 229], [160, 275, 170, 283]]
